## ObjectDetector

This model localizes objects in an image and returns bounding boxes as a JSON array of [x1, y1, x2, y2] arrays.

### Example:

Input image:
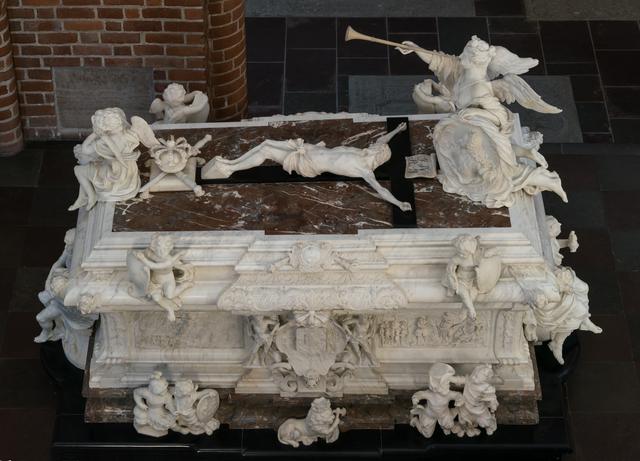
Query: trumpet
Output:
[[344, 26, 434, 56]]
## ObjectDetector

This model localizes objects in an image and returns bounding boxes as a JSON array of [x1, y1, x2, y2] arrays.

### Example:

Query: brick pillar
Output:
[[205, 0, 248, 121], [0, 0, 23, 156]]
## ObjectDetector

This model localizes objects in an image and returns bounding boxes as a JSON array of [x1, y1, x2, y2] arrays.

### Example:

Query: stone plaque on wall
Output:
[[53, 67, 154, 132]]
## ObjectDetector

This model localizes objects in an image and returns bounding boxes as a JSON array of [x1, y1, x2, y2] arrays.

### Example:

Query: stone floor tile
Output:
[[387, 17, 436, 34], [36, 143, 77, 188], [546, 155, 600, 191], [560, 228, 616, 271], [8, 267, 48, 313], [610, 230, 640, 271], [246, 17, 286, 62], [475, 0, 525, 16], [543, 191, 606, 229], [0, 312, 41, 359], [576, 102, 610, 133], [0, 407, 55, 461], [603, 191, 640, 230], [570, 412, 640, 461], [0, 358, 56, 408], [604, 87, 640, 119], [284, 92, 337, 114], [287, 17, 336, 49], [0, 187, 34, 226], [579, 314, 634, 362], [28, 188, 79, 228], [488, 17, 538, 34], [20, 226, 68, 269], [247, 62, 284, 107], [438, 17, 489, 54], [540, 21, 595, 63], [617, 272, 640, 314], [0, 149, 43, 187], [570, 75, 604, 102], [589, 21, 640, 50], [572, 269, 623, 315], [286, 48, 336, 92], [597, 50, 640, 86], [546, 62, 598, 75], [0, 229, 26, 269], [596, 156, 640, 191], [611, 119, 640, 143], [567, 362, 640, 413], [338, 57, 389, 76]]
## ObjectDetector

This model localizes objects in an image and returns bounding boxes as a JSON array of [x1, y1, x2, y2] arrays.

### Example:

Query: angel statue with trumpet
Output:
[[345, 28, 567, 209]]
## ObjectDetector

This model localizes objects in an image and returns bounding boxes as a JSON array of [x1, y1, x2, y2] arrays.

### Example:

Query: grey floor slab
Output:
[[349, 75, 582, 142], [525, 0, 640, 20], [246, 0, 474, 17]]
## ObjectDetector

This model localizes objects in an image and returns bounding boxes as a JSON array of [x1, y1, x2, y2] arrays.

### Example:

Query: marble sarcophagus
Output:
[[41, 112, 585, 433]]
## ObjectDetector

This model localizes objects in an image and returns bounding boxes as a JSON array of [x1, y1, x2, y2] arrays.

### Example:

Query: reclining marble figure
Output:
[[150, 82, 210, 124], [69, 107, 160, 211], [277, 397, 346, 447], [345, 28, 567, 208], [202, 122, 413, 211]]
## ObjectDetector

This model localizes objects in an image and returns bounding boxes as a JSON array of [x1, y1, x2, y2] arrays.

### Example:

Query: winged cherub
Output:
[[396, 35, 567, 208]]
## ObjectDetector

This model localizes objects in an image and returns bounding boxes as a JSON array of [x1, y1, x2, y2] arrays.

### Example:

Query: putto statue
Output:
[[127, 234, 195, 321], [133, 372, 221, 438], [520, 267, 602, 364], [150, 83, 210, 124], [34, 228, 98, 368], [546, 215, 579, 266], [410, 363, 499, 438], [345, 29, 567, 208], [277, 397, 346, 447], [443, 234, 502, 320], [69, 108, 160, 211], [410, 362, 465, 438], [202, 123, 413, 211]]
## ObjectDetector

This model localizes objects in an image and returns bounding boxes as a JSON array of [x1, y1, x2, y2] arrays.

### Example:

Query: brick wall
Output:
[[6, 0, 208, 140], [0, 0, 24, 154]]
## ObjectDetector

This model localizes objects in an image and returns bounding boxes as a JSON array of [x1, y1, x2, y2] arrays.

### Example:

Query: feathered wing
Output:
[[130, 116, 161, 148], [487, 46, 539, 80], [491, 74, 562, 114]]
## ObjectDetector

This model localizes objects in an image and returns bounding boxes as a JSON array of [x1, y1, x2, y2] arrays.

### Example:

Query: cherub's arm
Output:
[[444, 260, 459, 294], [136, 252, 174, 270], [133, 388, 149, 409]]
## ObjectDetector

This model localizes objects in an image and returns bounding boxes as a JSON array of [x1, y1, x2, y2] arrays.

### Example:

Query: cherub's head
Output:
[[428, 362, 457, 394], [173, 379, 196, 397], [148, 371, 169, 395], [470, 364, 493, 384], [149, 234, 174, 258], [460, 35, 495, 69], [163, 83, 187, 108], [532, 291, 548, 308], [91, 108, 127, 137], [453, 234, 479, 257], [546, 216, 561, 238]]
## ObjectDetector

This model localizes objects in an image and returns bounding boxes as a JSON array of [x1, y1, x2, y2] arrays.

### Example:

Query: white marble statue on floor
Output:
[[442, 234, 502, 320], [410, 363, 499, 438], [133, 372, 221, 438], [410, 362, 466, 438], [453, 364, 498, 437], [150, 83, 210, 124], [127, 234, 195, 321], [34, 228, 98, 368], [277, 397, 346, 447], [546, 215, 579, 266], [345, 28, 567, 208], [69, 108, 160, 211], [202, 123, 413, 211], [139, 134, 212, 198]]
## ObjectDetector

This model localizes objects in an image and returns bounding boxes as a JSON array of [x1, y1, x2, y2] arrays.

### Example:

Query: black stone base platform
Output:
[[44, 338, 578, 461]]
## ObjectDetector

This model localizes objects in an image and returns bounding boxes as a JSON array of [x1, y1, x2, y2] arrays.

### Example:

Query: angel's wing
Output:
[[487, 46, 538, 80], [130, 116, 160, 148], [492, 74, 562, 114], [149, 98, 165, 118]]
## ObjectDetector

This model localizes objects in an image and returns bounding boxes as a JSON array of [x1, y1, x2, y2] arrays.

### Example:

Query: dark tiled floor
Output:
[[246, 14, 640, 142]]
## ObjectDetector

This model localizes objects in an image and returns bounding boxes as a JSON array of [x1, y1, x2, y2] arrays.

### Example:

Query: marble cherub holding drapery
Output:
[[150, 83, 210, 125], [443, 234, 502, 320], [127, 234, 195, 322], [69, 108, 160, 211], [453, 364, 498, 437], [395, 35, 567, 208], [202, 123, 413, 211]]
